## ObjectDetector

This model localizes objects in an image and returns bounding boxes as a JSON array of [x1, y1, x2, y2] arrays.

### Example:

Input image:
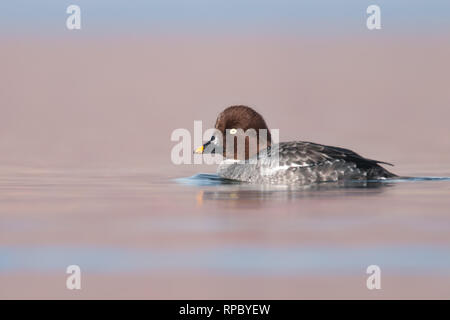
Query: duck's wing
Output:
[[274, 141, 394, 169]]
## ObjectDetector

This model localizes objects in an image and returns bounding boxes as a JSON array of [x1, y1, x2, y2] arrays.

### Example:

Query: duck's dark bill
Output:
[[194, 137, 218, 154]]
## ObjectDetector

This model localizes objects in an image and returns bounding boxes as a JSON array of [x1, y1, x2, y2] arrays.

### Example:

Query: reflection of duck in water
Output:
[[193, 179, 392, 208], [194, 105, 397, 185]]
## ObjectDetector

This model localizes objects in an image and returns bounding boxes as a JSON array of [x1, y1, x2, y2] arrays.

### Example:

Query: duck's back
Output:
[[217, 141, 397, 184]]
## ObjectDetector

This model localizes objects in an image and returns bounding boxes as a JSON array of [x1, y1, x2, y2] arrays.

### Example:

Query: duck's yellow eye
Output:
[[229, 128, 237, 134]]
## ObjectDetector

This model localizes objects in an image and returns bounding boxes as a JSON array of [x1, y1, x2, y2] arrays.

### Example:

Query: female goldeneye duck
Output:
[[194, 105, 397, 184]]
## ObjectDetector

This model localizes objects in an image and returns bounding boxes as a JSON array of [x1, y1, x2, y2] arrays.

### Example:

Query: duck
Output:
[[194, 105, 397, 184]]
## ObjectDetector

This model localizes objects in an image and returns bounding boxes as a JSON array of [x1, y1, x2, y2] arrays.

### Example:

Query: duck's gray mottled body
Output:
[[217, 141, 396, 184]]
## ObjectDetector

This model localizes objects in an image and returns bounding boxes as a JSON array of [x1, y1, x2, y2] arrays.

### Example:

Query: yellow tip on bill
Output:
[[194, 145, 204, 154]]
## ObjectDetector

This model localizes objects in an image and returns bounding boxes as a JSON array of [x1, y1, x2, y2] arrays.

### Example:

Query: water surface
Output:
[[1, 167, 450, 299]]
